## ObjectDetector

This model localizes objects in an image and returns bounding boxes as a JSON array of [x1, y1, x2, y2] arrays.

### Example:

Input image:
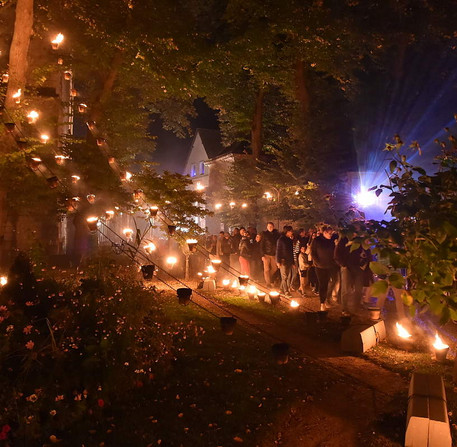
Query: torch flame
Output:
[[396, 322, 412, 339], [123, 228, 134, 238], [231, 280, 238, 288], [166, 256, 177, 267], [0, 276, 7, 286], [222, 279, 230, 286], [206, 265, 216, 274], [144, 242, 156, 253], [433, 332, 449, 350], [247, 285, 257, 295], [12, 88, 21, 99], [52, 33, 64, 45], [290, 300, 299, 308], [27, 110, 39, 123]]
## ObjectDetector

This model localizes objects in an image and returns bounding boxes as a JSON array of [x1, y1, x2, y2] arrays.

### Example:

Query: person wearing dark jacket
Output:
[[260, 222, 280, 287], [276, 226, 294, 296], [250, 233, 264, 281], [239, 232, 252, 275], [335, 235, 372, 315], [311, 225, 339, 311], [217, 232, 233, 268]]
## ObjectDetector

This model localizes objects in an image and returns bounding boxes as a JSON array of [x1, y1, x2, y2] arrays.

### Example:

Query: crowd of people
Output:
[[206, 222, 373, 313]]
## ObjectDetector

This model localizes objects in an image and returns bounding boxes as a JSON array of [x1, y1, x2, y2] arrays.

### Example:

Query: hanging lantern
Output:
[[186, 239, 198, 252], [78, 103, 87, 113], [238, 275, 249, 287], [71, 175, 80, 183], [220, 317, 237, 335], [86, 194, 96, 204], [46, 176, 59, 189], [4, 122, 15, 133], [51, 33, 64, 50], [141, 264, 156, 280], [64, 71, 72, 80], [27, 157, 42, 171], [177, 288, 192, 305], [167, 225, 176, 235], [1, 73, 9, 83], [272, 343, 290, 365], [86, 216, 98, 231], [105, 210, 115, 220], [16, 139, 27, 150]]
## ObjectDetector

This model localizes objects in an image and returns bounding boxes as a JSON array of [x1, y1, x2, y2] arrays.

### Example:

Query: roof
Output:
[[196, 128, 250, 160]]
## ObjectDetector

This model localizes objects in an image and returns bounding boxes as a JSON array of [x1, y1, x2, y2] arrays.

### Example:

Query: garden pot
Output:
[[141, 264, 155, 280], [269, 292, 280, 306], [435, 347, 449, 364], [368, 307, 381, 321], [220, 317, 237, 335], [168, 225, 176, 235], [238, 275, 249, 287], [177, 288, 192, 305], [317, 310, 328, 322], [257, 292, 266, 303], [272, 343, 290, 365]]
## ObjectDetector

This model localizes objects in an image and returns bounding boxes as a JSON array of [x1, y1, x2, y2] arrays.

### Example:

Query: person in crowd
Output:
[[311, 225, 339, 311], [276, 225, 294, 297], [207, 234, 218, 258], [250, 233, 264, 281], [306, 229, 319, 294], [217, 231, 233, 268], [230, 228, 242, 272], [335, 231, 372, 316], [239, 230, 252, 275], [260, 222, 280, 288], [298, 244, 310, 295], [247, 225, 257, 240]]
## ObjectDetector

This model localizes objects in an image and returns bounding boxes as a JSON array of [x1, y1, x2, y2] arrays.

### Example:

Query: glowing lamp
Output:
[[222, 279, 231, 290], [257, 292, 266, 303], [55, 155, 67, 165], [121, 171, 132, 182], [214, 203, 222, 210], [86, 194, 96, 204], [64, 71, 72, 80], [2, 73, 9, 83], [211, 259, 222, 271], [206, 265, 216, 275], [28, 157, 42, 170], [108, 157, 115, 164], [290, 300, 299, 308], [71, 175, 80, 183], [433, 333, 449, 363], [238, 275, 249, 287], [86, 216, 98, 231], [264, 191, 273, 200], [0, 276, 7, 286], [149, 206, 159, 217], [186, 239, 197, 252], [396, 322, 412, 339], [355, 190, 376, 208], [27, 110, 39, 124], [195, 182, 205, 191], [123, 228, 134, 240], [241, 203, 248, 208], [78, 103, 87, 113], [12, 88, 21, 104], [105, 210, 114, 220], [166, 256, 177, 268], [268, 291, 280, 305], [229, 201, 235, 208], [144, 242, 156, 253], [40, 134, 50, 143], [57, 57, 63, 65], [51, 33, 64, 49], [247, 285, 258, 300]]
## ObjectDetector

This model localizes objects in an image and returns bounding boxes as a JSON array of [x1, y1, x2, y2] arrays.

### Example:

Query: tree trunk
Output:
[[90, 48, 125, 123], [5, 0, 34, 110], [250, 87, 265, 160], [295, 60, 310, 124]]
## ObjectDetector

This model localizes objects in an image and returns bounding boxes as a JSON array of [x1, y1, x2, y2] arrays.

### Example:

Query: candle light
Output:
[[123, 228, 134, 240], [290, 300, 299, 308], [214, 203, 222, 210], [257, 291, 266, 303], [64, 71, 72, 80], [55, 155, 68, 165], [51, 33, 64, 50], [238, 275, 249, 287], [86, 194, 96, 204], [105, 210, 114, 220], [144, 242, 156, 253], [433, 333, 449, 363], [396, 322, 412, 339], [27, 110, 39, 124], [121, 171, 132, 182], [78, 103, 87, 113], [241, 203, 248, 208], [268, 291, 280, 305], [247, 285, 258, 300], [12, 88, 21, 104], [166, 256, 177, 268], [0, 276, 7, 286], [149, 206, 159, 217], [210, 259, 222, 271], [229, 201, 235, 208], [222, 279, 231, 290], [2, 73, 9, 83], [40, 134, 50, 143], [71, 175, 80, 183]]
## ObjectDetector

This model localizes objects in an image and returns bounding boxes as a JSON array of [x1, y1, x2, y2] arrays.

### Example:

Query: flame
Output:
[[231, 280, 238, 288], [186, 239, 197, 244], [12, 88, 21, 99], [27, 110, 39, 123], [86, 217, 98, 224], [0, 276, 7, 286], [122, 171, 132, 181], [52, 33, 64, 45], [396, 322, 412, 339], [214, 203, 222, 210], [241, 203, 248, 208], [195, 182, 205, 191], [264, 191, 273, 200], [433, 332, 449, 350], [105, 210, 114, 220], [229, 201, 236, 208], [247, 285, 257, 295], [71, 175, 80, 182], [222, 279, 230, 286], [40, 134, 49, 143], [269, 291, 280, 298], [31, 157, 42, 162], [206, 265, 216, 274], [290, 300, 299, 308], [123, 228, 133, 238], [144, 242, 156, 253], [166, 256, 177, 266]]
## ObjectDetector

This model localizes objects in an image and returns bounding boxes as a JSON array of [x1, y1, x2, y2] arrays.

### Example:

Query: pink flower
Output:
[[25, 340, 34, 350]]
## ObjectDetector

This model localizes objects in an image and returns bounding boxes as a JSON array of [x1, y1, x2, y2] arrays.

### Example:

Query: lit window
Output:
[[190, 164, 197, 177], [200, 161, 205, 175]]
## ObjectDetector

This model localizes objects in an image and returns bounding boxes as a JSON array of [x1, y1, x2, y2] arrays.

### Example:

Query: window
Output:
[[190, 164, 197, 177], [199, 161, 205, 175]]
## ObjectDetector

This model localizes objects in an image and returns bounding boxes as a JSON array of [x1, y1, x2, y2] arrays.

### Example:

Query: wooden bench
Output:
[[405, 373, 451, 447], [341, 320, 386, 353]]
